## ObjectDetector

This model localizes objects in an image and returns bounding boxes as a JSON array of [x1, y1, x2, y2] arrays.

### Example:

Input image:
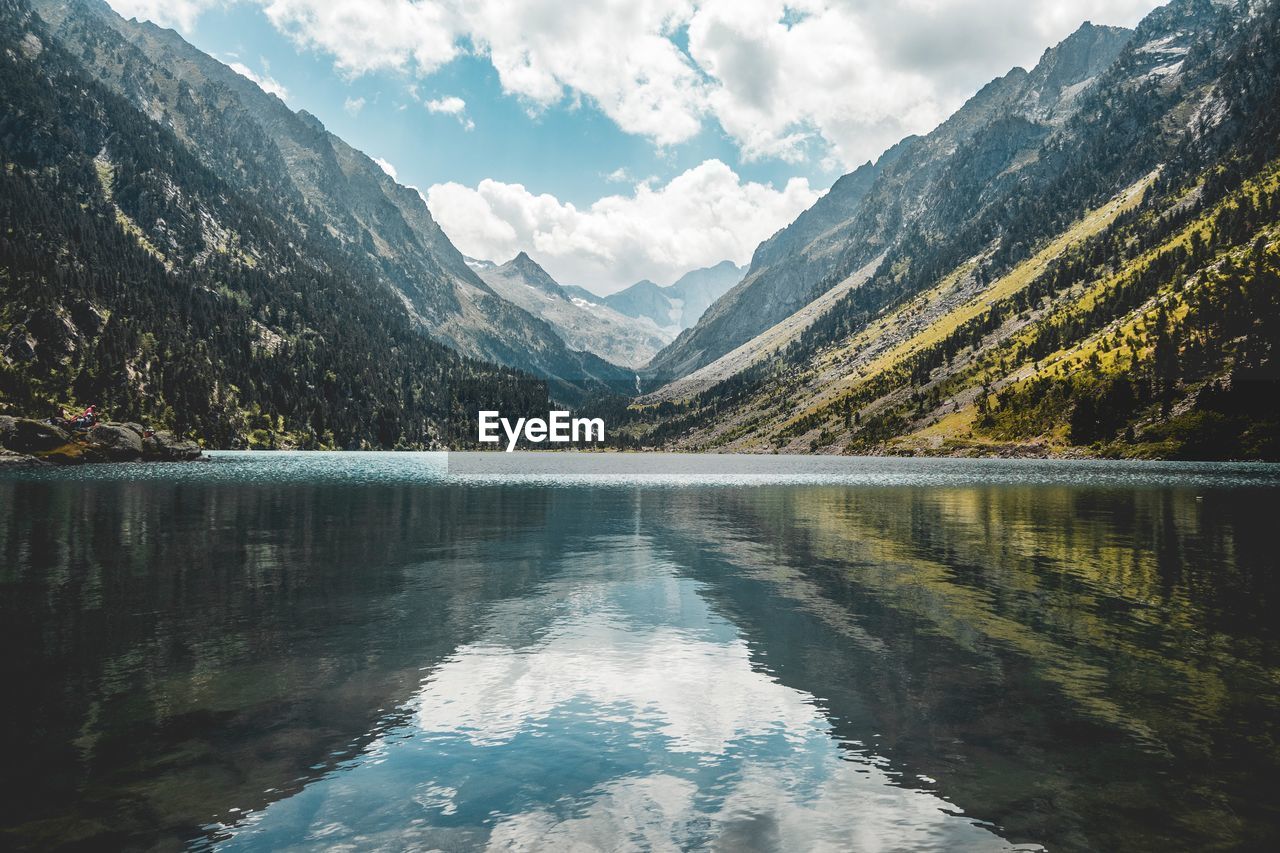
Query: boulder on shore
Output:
[[0, 416, 71, 453], [0, 448, 48, 468], [0, 416, 203, 464], [89, 422, 144, 461], [144, 430, 203, 461]]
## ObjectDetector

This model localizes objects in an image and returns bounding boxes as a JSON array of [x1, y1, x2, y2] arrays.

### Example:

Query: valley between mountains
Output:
[[1, 0, 1278, 459]]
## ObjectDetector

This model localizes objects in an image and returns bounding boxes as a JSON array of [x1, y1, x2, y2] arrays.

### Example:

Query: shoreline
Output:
[[3, 414, 1273, 465], [0, 416, 204, 467]]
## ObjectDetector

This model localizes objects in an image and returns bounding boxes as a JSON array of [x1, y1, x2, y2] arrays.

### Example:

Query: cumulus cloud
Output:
[[244, 1, 1161, 166], [111, 0, 1164, 167], [460, 0, 703, 146], [106, 0, 217, 30], [373, 156, 399, 180], [425, 95, 475, 129], [700, 0, 1164, 165], [251, 1, 704, 145], [427, 159, 820, 291], [425, 95, 466, 114], [228, 61, 289, 101], [257, 0, 460, 76], [343, 95, 366, 115]]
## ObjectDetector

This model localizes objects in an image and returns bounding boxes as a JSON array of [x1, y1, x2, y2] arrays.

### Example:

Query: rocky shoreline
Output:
[[0, 416, 204, 467]]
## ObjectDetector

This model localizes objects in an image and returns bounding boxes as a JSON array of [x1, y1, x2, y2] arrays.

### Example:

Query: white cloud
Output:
[[228, 61, 289, 101], [687, 0, 937, 165], [343, 95, 366, 115], [258, 0, 460, 76], [110, 1, 1165, 168], [427, 159, 820, 291], [106, 0, 218, 31], [459, 0, 704, 147], [234, 1, 1161, 167], [685, 0, 1165, 166], [425, 94, 475, 129], [373, 156, 399, 180], [425, 95, 466, 114]]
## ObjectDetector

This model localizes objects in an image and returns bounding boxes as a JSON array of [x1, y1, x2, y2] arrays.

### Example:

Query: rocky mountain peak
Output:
[[25, 0, 631, 399], [294, 109, 328, 134], [1031, 21, 1133, 88], [510, 250, 538, 269], [1133, 0, 1238, 45], [1013, 21, 1134, 122], [502, 251, 562, 294]]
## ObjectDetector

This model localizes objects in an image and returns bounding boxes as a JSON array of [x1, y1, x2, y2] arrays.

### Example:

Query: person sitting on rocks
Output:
[[68, 405, 97, 430]]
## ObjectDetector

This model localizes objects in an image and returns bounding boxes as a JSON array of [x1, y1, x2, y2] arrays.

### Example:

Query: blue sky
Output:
[[106, 1, 1164, 292], [187, 4, 814, 208]]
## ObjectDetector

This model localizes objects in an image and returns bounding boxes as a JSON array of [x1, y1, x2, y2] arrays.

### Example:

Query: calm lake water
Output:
[[2, 452, 1279, 851]]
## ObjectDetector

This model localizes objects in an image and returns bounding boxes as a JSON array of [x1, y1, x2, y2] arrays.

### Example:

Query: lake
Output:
[[2, 452, 1279, 851]]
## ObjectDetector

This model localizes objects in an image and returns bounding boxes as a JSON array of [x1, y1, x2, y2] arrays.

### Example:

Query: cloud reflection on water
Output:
[[217, 546, 1020, 851]]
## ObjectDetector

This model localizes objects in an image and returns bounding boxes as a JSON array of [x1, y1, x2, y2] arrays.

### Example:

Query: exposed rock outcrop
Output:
[[89, 422, 144, 461], [143, 430, 203, 461], [0, 415, 70, 452], [0, 447, 48, 468], [0, 417, 204, 464]]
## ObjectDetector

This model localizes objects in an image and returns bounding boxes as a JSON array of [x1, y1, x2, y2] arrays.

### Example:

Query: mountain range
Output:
[[2, 0, 1277, 458], [467, 252, 671, 369], [463, 252, 744, 370], [644, 19, 1137, 384], [621, 0, 1280, 459], [12, 0, 635, 405], [579, 261, 746, 336]]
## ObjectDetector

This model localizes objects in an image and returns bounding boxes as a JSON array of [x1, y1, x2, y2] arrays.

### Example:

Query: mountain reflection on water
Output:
[[1, 453, 1278, 851]]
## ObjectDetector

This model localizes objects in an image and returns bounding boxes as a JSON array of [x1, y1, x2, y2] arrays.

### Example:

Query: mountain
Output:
[[644, 20, 1136, 383], [21, 0, 627, 402], [668, 260, 754, 327], [0, 0, 579, 448], [472, 252, 669, 368], [602, 261, 745, 335], [600, 280, 673, 331], [618, 0, 1280, 460], [561, 283, 606, 304]]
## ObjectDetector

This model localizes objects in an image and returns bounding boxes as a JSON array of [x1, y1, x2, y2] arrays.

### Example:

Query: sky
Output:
[[106, 0, 1164, 293]]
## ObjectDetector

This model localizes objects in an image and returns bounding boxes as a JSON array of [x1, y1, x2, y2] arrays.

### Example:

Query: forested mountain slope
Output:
[[620, 0, 1280, 460], [24, 0, 627, 397], [0, 0, 552, 448]]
